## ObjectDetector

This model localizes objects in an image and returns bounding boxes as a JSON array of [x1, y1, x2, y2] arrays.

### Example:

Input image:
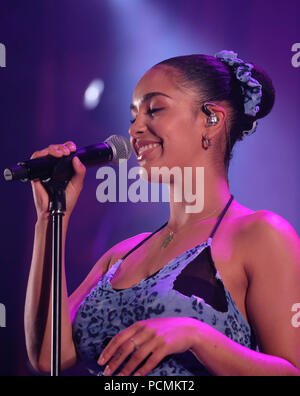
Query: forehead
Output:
[[131, 65, 188, 107]]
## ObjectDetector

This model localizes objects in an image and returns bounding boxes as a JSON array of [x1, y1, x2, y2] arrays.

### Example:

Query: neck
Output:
[[167, 166, 231, 231]]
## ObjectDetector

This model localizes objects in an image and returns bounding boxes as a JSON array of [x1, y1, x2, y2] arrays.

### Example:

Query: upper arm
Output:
[[68, 232, 151, 323], [246, 211, 300, 369]]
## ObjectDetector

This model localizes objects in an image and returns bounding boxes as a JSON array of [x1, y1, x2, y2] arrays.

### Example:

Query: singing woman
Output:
[[25, 51, 300, 376]]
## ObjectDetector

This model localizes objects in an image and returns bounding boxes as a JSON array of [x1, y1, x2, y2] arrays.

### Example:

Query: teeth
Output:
[[137, 143, 161, 155]]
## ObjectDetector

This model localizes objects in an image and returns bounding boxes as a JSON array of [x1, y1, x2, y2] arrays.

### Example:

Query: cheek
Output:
[[144, 112, 202, 168], [163, 126, 202, 160], [162, 110, 198, 141]]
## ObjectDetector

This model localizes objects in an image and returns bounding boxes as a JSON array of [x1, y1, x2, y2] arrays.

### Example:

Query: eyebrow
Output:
[[130, 92, 171, 111]]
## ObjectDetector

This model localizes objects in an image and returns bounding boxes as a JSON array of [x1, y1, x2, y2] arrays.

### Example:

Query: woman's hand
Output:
[[30, 142, 86, 221], [97, 317, 200, 376]]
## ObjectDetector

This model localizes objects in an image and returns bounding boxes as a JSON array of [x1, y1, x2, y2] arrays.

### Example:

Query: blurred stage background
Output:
[[0, 0, 299, 376]]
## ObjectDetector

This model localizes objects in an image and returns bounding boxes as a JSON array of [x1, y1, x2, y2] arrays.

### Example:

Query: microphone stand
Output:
[[42, 164, 70, 377]]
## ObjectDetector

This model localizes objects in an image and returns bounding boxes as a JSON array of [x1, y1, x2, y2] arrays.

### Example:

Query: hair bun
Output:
[[250, 63, 276, 120]]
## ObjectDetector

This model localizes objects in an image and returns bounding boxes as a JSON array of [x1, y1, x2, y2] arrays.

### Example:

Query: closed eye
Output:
[[147, 107, 164, 116], [130, 107, 165, 125]]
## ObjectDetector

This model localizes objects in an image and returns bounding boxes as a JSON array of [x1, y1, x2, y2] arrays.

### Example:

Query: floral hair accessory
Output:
[[215, 50, 262, 117]]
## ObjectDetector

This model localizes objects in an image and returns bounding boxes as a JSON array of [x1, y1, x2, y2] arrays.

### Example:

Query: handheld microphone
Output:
[[3, 134, 132, 182]]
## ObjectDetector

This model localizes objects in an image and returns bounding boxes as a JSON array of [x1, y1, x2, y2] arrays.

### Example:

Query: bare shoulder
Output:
[[235, 208, 300, 274], [237, 209, 300, 246]]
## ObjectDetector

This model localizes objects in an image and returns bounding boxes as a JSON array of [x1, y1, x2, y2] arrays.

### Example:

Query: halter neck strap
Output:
[[208, 194, 234, 241]]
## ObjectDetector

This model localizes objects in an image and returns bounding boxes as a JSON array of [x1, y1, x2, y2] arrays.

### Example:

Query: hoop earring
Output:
[[202, 135, 212, 150]]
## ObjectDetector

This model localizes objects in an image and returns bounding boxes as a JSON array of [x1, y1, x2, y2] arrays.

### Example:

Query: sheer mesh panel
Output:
[[173, 246, 228, 312]]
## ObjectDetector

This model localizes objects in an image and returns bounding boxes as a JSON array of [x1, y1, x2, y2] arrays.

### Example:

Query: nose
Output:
[[129, 115, 148, 137], [129, 115, 149, 155]]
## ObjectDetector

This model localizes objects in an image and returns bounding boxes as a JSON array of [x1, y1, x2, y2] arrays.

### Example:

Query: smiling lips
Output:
[[134, 140, 162, 161]]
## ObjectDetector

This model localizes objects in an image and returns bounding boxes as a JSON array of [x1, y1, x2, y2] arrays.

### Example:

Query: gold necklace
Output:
[[161, 205, 224, 249]]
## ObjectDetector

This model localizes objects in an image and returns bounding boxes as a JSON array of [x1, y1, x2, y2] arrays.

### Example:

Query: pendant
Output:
[[161, 232, 174, 248]]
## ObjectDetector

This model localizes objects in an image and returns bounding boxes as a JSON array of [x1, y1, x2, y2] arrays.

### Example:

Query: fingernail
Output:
[[98, 357, 105, 365]]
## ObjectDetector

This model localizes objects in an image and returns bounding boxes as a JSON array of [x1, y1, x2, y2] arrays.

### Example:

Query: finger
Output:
[[66, 157, 86, 193], [30, 144, 68, 160], [50, 144, 73, 156], [30, 148, 50, 160], [64, 141, 77, 153], [132, 346, 167, 377], [102, 341, 134, 376], [61, 144, 71, 155], [117, 337, 159, 377], [71, 156, 86, 179], [48, 144, 64, 157], [98, 323, 142, 366], [102, 330, 153, 376]]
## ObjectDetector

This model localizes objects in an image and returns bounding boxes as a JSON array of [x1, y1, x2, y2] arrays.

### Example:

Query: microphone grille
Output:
[[104, 135, 132, 164]]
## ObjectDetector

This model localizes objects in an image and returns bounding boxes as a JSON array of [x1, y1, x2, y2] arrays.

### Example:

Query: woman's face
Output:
[[129, 66, 206, 180]]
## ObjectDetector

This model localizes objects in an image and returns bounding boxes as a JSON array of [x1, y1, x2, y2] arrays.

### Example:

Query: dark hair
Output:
[[155, 54, 276, 171]]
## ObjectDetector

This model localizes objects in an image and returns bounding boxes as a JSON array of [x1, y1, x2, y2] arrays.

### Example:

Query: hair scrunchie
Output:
[[215, 50, 263, 118]]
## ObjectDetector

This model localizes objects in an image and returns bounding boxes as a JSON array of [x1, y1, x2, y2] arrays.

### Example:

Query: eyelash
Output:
[[130, 108, 164, 124]]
